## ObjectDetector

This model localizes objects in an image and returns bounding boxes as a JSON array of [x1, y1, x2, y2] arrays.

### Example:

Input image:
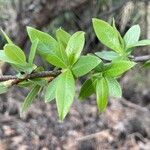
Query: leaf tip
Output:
[[27, 26, 34, 33], [44, 98, 48, 103], [92, 18, 98, 23], [0, 28, 6, 36], [135, 24, 140, 29], [77, 31, 85, 36], [57, 27, 62, 31], [0, 28, 3, 33]]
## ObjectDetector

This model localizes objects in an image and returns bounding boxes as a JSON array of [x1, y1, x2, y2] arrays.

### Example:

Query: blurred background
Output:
[[0, 0, 150, 149]]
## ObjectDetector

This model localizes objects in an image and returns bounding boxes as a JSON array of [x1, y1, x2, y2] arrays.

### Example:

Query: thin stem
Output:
[[0, 70, 61, 85], [0, 54, 150, 85], [132, 55, 150, 62]]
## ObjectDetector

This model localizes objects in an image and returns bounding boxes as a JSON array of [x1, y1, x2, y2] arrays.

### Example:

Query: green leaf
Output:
[[56, 69, 75, 120], [143, 60, 150, 68], [79, 78, 97, 100], [29, 39, 39, 64], [0, 50, 34, 73], [127, 40, 150, 49], [57, 43, 69, 67], [0, 50, 18, 64], [112, 19, 125, 50], [45, 53, 68, 68], [29, 78, 48, 86], [27, 26, 58, 55], [66, 31, 85, 65], [34, 66, 44, 72], [72, 55, 101, 77], [92, 18, 123, 53], [96, 78, 108, 112], [1, 29, 13, 44], [11, 63, 35, 73], [95, 51, 119, 61], [56, 28, 71, 66], [106, 77, 122, 98], [21, 85, 41, 113], [27, 26, 67, 68], [103, 60, 136, 77], [123, 25, 141, 50], [4, 44, 26, 65], [0, 83, 9, 94], [45, 77, 59, 102], [18, 81, 32, 88], [56, 28, 71, 49], [93, 63, 104, 73]]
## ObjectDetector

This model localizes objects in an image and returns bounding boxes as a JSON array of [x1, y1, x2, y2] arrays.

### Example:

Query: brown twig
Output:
[[0, 70, 61, 85], [131, 55, 150, 62], [0, 54, 150, 85], [121, 99, 148, 112]]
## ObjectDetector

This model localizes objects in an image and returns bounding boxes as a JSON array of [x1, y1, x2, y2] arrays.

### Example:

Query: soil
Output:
[[0, 83, 150, 150]]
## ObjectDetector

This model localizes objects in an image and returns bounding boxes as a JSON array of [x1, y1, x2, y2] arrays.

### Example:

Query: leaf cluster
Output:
[[0, 18, 150, 120]]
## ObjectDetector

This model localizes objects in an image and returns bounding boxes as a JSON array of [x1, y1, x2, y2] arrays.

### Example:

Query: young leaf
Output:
[[27, 27, 67, 68], [11, 63, 34, 73], [112, 19, 125, 50], [57, 42, 69, 67], [4, 44, 26, 65], [143, 60, 150, 68], [46, 53, 68, 68], [96, 78, 108, 112], [103, 60, 136, 77], [0, 50, 18, 64], [79, 78, 97, 100], [29, 78, 48, 86], [123, 25, 141, 50], [27, 26, 58, 55], [45, 77, 59, 102], [29, 39, 39, 64], [1, 29, 13, 44], [56, 28, 71, 66], [106, 77, 122, 98], [18, 81, 33, 88], [95, 51, 119, 61], [92, 18, 123, 53], [127, 39, 150, 49], [56, 69, 75, 120], [0, 50, 33, 73], [56, 28, 71, 48], [21, 85, 41, 113], [72, 55, 101, 77], [66, 31, 85, 65]]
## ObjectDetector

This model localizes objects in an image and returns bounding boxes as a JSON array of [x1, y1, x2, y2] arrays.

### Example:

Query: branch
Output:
[[0, 55, 150, 85], [131, 55, 150, 62], [121, 99, 148, 112], [0, 70, 61, 85]]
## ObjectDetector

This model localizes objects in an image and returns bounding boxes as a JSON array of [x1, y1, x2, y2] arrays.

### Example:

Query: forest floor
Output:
[[0, 82, 150, 150]]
